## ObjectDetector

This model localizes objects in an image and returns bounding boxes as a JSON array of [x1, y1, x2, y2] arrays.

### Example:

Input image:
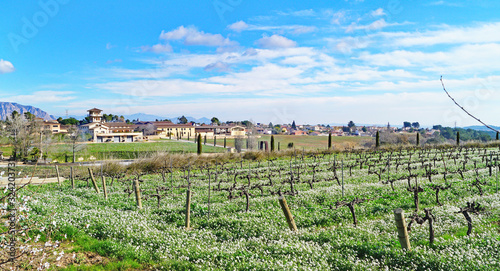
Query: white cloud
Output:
[[371, 8, 385, 17], [290, 26, 317, 34], [228, 22, 316, 35], [0, 59, 15, 74], [329, 11, 346, 25], [346, 19, 388, 33], [228, 21, 249, 32], [357, 43, 500, 74], [256, 35, 297, 48], [159, 26, 236, 47], [204, 62, 231, 72], [392, 22, 500, 47], [8, 91, 75, 104], [141, 43, 173, 53]]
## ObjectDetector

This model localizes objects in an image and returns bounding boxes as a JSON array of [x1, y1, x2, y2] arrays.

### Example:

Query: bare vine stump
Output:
[[185, 189, 192, 229], [88, 168, 100, 194], [133, 179, 142, 209], [279, 196, 297, 231], [394, 208, 411, 250]]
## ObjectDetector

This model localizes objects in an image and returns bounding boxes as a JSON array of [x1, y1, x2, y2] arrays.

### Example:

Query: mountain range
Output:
[[0, 102, 54, 120]]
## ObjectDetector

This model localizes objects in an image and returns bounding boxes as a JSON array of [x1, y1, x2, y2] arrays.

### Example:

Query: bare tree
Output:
[[6, 113, 34, 161], [67, 126, 87, 163]]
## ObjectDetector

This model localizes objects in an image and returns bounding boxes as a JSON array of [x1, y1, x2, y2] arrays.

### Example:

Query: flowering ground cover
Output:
[[2, 146, 500, 270]]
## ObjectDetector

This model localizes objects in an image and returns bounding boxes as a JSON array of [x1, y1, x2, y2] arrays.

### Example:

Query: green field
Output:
[[2, 146, 500, 269], [0, 140, 226, 162], [181, 135, 373, 150]]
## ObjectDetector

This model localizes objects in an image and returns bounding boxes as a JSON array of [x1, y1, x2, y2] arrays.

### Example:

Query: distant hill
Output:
[[0, 102, 54, 120], [464, 125, 499, 139], [464, 125, 500, 132]]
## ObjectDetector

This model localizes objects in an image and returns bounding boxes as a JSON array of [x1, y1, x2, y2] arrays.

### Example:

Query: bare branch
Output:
[[441, 76, 499, 133]]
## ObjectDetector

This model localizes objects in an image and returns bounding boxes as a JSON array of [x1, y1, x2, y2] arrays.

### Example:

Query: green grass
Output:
[[180, 134, 372, 150], [6, 146, 500, 270]]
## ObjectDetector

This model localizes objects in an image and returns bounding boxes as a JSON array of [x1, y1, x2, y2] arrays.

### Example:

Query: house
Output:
[[194, 125, 246, 138], [154, 122, 195, 139], [229, 126, 246, 137], [195, 125, 215, 138], [291, 130, 307, 136], [80, 108, 143, 143], [36, 118, 62, 134]]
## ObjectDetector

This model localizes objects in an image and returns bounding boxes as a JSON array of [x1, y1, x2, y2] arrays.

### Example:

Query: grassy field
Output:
[[2, 146, 500, 269], [0, 140, 226, 162], [0, 135, 371, 161]]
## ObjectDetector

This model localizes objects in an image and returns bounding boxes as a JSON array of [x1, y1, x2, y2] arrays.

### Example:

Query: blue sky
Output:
[[1, 0, 500, 126]]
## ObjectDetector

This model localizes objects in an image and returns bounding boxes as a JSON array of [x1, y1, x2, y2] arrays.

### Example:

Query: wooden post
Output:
[[394, 208, 411, 250], [208, 171, 211, 220], [101, 174, 108, 200], [88, 168, 100, 193], [70, 166, 75, 189], [341, 159, 344, 198], [55, 165, 61, 186], [185, 189, 192, 229], [133, 179, 142, 209], [279, 196, 297, 231]]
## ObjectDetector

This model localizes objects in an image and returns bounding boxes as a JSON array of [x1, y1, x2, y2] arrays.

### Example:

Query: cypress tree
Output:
[[204, 134, 207, 145], [456, 131, 460, 146], [496, 132, 499, 141], [416, 132, 420, 146], [197, 134, 202, 155], [214, 136, 217, 146], [224, 137, 227, 148], [375, 131, 380, 148], [328, 133, 332, 149], [270, 135, 275, 152]]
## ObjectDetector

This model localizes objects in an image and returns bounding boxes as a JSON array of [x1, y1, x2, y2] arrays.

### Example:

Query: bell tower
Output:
[[87, 108, 103, 123]]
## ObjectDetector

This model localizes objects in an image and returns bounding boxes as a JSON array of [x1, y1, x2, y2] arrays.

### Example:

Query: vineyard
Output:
[[2, 146, 500, 270]]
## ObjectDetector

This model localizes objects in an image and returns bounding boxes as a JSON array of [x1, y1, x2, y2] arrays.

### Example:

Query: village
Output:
[[36, 108, 441, 144]]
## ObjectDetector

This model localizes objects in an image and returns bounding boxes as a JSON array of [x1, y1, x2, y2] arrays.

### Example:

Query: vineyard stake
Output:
[[279, 196, 297, 231], [208, 168, 211, 220], [55, 165, 61, 186], [101, 166, 108, 200], [170, 159, 173, 198], [342, 159, 344, 198], [394, 208, 411, 250], [88, 168, 100, 194], [185, 189, 192, 229], [133, 179, 142, 209], [70, 166, 75, 189]]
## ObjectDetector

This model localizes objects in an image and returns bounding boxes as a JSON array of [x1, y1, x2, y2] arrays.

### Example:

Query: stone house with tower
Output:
[[80, 108, 143, 143]]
